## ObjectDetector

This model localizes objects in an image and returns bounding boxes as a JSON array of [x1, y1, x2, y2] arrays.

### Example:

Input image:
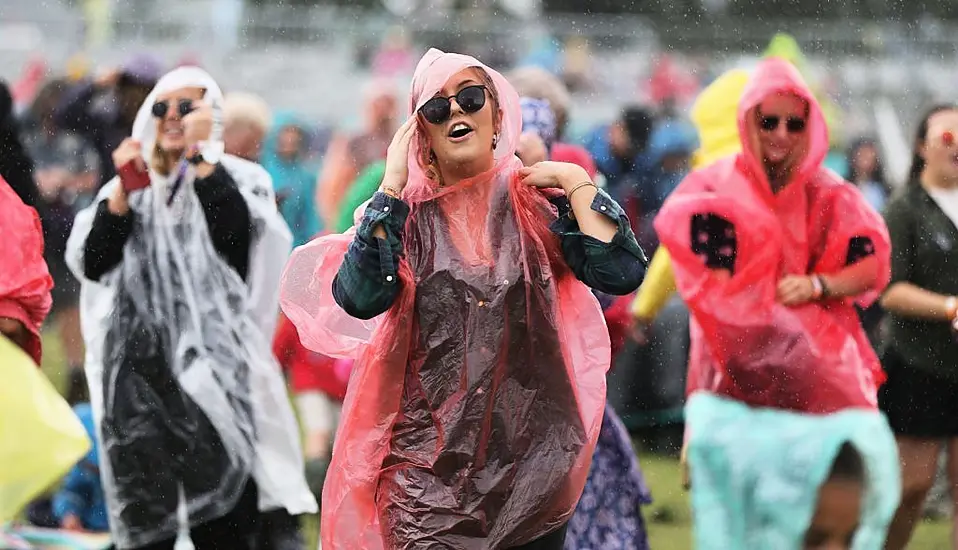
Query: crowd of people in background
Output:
[[4, 27, 958, 550]]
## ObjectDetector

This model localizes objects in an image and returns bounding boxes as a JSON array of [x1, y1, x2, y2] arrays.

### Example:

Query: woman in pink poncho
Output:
[[281, 49, 647, 549], [655, 57, 891, 414]]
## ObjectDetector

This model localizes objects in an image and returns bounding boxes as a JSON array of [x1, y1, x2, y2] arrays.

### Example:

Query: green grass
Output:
[[38, 332, 951, 548]]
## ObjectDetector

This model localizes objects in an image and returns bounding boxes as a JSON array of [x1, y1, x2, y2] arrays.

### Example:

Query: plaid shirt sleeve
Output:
[[332, 192, 410, 319], [549, 188, 649, 296]]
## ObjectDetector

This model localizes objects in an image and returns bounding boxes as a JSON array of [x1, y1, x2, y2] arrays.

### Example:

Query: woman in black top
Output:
[[66, 67, 315, 550], [880, 104, 958, 550]]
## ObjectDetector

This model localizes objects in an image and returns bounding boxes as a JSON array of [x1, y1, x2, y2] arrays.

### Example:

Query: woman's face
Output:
[[803, 478, 863, 550], [277, 125, 304, 159], [921, 110, 958, 182], [154, 86, 205, 156], [754, 92, 809, 169], [420, 68, 498, 175], [852, 144, 878, 179]]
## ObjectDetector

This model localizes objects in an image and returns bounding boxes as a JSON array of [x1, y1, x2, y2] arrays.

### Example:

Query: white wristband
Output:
[[810, 275, 824, 300]]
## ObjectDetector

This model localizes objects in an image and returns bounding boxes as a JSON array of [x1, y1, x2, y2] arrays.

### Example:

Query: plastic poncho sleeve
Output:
[[0, 334, 90, 523], [630, 247, 676, 320]]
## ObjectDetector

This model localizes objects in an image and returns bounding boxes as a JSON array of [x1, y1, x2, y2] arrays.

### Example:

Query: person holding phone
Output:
[[66, 67, 315, 550]]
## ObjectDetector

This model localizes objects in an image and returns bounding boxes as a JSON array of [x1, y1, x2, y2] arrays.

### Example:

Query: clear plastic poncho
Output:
[[654, 58, 891, 413], [686, 393, 900, 549], [65, 67, 315, 549], [281, 49, 610, 549]]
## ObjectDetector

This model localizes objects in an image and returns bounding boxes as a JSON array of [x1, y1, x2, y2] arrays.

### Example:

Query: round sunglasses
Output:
[[758, 112, 807, 134], [419, 85, 487, 125], [152, 98, 195, 119]]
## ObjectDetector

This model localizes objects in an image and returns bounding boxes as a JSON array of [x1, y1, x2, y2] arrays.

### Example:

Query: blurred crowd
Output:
[[0, 28, 916, 549]]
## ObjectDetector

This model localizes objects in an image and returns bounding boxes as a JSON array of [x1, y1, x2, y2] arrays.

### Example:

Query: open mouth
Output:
[[448, 122, 474, 139], [163, 125, 184, 139]]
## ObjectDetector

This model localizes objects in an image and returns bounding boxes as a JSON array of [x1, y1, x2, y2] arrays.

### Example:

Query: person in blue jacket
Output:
[[53, 402, 109, 532], [262, 112, 321, 247]]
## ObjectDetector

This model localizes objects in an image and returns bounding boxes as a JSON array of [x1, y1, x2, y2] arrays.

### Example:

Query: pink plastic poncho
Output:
[[281, 49, 609, 549], [0, 176, 53, 365], [654, 58, 890, 414]]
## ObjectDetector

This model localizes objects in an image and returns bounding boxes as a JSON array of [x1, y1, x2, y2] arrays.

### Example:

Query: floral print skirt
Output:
[[564, 404, 652, 550]]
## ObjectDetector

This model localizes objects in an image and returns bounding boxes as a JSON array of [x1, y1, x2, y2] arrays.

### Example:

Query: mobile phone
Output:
[[118, 159, 151, 192]]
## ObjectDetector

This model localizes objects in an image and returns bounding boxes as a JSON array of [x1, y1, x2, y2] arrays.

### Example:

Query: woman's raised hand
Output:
[[381, 116, 418, 195]]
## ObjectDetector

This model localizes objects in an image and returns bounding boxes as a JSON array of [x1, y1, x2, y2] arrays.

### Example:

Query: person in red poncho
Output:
[[0, 175, 53, 365], [655, 57, 891, 415], [272, 311, 349, 502], [653, 55, 899, 547], [281, 49, 647, 549]]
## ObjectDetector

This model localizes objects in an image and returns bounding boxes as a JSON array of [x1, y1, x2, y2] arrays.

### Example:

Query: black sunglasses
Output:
[[419, 85, 487, 125], [152, 99, 195, 119], [758, 113, 807, 134]]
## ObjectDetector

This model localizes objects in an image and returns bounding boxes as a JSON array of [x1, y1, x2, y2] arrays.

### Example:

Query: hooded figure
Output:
[[65, 67, 315, 549], [685, 393, 899, 549], [262, 112, 321, 246], [654, 58, 891, 414], [281, 49, 647, 549]]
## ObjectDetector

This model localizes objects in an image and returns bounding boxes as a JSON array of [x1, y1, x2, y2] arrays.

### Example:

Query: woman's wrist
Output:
[[108, 185, 130, 216], [194, 161, 217, 180], [810, 275, 824, 300], [558, 164, 592, 193], [944, 296, 958, 321], [379, 177, 405, 198]]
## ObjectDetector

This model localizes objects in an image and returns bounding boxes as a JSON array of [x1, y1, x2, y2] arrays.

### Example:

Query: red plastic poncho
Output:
[[273, 313, 349, 401], [654, 58, 890, 414], [280, 49, 609, 549], [0, 177, 53, 365]]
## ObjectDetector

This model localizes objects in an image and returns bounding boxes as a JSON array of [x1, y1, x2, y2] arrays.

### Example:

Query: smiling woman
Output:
[[65, 66, 315, 550], [281, 48, 648, 549]]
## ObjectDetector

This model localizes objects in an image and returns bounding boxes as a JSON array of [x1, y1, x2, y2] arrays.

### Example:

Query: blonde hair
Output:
[[222, 91, 272, 134]]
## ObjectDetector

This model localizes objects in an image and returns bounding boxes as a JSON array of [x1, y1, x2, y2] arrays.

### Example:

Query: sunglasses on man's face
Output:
[[152, 98, 195, 119], [419, 85, 487, 125], [758, 113, 807, 134]]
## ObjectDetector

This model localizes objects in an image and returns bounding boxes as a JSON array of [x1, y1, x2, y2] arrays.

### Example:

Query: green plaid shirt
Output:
[[332, 189, 648, 319]]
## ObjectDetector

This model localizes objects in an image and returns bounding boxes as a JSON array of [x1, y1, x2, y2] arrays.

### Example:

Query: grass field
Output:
[[39, 333, 951, 549]]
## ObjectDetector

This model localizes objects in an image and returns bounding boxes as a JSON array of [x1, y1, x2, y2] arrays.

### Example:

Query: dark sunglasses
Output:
[[152, 99, 195, 119], [758, 113, 807, 134], [419, 85, 487, 125]]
